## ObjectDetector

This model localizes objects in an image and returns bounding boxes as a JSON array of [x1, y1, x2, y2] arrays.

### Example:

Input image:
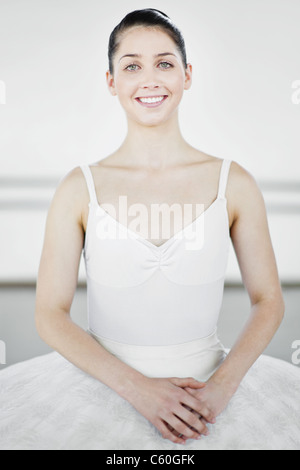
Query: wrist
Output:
[[208, 368, 240, 397], [116, 367, 149, 404]]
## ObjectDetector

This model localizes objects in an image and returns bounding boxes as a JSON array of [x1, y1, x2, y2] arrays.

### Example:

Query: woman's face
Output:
[[107, 26, 192, 127]]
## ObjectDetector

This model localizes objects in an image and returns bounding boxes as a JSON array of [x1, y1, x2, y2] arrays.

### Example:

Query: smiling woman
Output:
[[106, 25, 192, 129], [0, 8, 300, 451]]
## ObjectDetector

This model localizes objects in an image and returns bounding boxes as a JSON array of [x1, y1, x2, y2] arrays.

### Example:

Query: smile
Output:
[[136, 95, 168, 107]]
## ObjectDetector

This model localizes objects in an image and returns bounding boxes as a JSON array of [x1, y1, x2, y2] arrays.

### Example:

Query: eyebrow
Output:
[[119, 52, 176, 62]]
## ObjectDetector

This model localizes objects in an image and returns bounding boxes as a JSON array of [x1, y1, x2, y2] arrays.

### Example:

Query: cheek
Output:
[[169, 74, 186, 100], [164, 69, 186, 90], [114, 73, 137, 97], [114, 69, 137, 94]]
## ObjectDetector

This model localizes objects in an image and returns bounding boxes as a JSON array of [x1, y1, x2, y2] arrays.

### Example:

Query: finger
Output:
[[201, 413, 216, 425], [184, 381, 206, 390], [200, 416, 211, 429], [160, 420, 187, 445], [176, 407, 210, 436], [165, 422, 188, 441], [197, 407, 216, 424], [194, 416, 211, 436], [184, 406, 215, 431], [167, 414, 203, 441], [184, 386, 204, 395], [171, 377, 206, 389], [181, 392, 216, 425]]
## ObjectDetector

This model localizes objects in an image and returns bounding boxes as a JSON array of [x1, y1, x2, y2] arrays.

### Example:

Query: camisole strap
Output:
[[80, 165, 98, 205], [218, 159, 232, 199]]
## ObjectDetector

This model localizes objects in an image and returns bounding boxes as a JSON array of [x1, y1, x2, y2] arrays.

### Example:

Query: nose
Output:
[[140, 67, 161, 90], [141, 81, 160, 91]]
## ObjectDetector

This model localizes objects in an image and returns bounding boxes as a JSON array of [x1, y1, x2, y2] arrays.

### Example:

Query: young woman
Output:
[[1, 9, 300, 450]]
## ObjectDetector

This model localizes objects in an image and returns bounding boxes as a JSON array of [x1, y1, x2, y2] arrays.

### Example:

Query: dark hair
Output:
[[108, 9, 187, 74]]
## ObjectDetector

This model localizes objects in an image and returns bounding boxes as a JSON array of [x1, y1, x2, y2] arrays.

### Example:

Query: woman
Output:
[[1, 9, 300, 450]]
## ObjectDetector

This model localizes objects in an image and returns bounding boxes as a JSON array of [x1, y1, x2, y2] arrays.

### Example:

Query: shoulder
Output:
[[227, 160, 264, 202], [56, 165, 87, 191], [226, 160, 266, 227], [194, 151, 261, 198], [48, 166, 90, 226], [227, 161, 260, 194]]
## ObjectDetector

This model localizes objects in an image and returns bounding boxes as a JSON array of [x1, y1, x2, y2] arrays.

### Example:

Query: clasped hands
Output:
[[132, 375, 232, 445]]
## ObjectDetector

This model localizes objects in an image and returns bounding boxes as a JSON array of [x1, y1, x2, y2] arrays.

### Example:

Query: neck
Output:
[[118, 113, 191, 171]]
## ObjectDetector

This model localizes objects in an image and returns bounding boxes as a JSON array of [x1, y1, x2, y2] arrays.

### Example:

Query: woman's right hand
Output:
[[128, 376, 214, 445]]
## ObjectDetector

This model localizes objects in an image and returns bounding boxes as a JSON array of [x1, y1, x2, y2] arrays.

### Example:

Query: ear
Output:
[[106, 70, 117, 96], [184, 63, 193, 91]]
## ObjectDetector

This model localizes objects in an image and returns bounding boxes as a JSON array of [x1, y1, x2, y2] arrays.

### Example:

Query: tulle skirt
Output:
[[0, 330, 300, 450]]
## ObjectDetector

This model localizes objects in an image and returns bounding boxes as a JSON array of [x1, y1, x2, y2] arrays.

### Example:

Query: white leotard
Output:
[[80, 159, 232, 346]]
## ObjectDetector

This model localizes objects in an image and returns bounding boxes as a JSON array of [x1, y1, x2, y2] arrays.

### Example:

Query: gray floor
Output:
[[0, 284, 299, 370]]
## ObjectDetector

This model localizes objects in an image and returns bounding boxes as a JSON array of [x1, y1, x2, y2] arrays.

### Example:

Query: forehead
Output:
[[116, 26, 179, 57]]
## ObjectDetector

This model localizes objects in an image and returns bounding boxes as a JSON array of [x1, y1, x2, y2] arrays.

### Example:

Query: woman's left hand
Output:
[[183, 377, 235, 427]]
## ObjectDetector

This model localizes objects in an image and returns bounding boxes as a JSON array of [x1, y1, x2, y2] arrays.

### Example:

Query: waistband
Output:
[[88, 327, 223, 360]]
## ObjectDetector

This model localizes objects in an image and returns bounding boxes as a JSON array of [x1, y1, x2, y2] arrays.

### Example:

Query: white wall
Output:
[[0, 0, 299, 284]]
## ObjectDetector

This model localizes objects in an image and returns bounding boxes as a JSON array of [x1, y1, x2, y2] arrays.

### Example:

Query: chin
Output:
[[133, 110, 179, 128], [140, 118, 168, 128], [124, 98, 180, 128]]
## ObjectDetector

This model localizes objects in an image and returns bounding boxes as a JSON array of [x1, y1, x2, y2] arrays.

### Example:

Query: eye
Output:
[[125, 64, 140, 72], [158, 61, 173, 69]]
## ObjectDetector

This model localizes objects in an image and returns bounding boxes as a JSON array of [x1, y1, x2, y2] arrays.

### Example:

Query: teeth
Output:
[[139, 96, 165, 104]]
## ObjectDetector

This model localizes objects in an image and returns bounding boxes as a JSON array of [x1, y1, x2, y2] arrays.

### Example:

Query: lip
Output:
[[135, 95, 168, 108]]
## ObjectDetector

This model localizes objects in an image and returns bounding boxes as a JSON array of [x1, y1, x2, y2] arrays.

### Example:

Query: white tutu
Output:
[[1, 331, 300, 450]]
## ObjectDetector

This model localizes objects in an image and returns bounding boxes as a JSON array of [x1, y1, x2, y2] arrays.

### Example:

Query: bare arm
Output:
[[185, 162, 285, 416], [212, 163, 284, 390], [35, 167, 211, 445], [35, 168, 142, 396]]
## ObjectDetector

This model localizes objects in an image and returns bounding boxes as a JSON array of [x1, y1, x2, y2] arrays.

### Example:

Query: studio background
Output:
[[0, 0, 299, 368]]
